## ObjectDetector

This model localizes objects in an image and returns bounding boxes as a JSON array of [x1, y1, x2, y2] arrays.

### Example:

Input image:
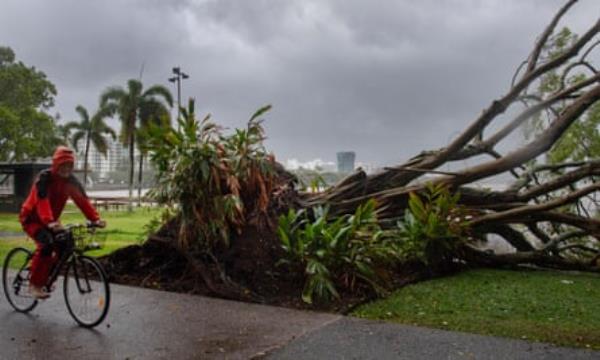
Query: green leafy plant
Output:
[[146, 99, 275, 253], [396, 183, 468, 268], [278, 199, 401, 304]]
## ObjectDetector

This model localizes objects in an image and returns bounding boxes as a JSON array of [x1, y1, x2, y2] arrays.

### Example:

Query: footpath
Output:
[[0, 283, 598, 359]]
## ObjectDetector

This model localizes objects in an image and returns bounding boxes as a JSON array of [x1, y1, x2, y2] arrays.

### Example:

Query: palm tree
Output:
[[100, 79, 173, 211], [64, 104, 116, 187], [136, 100, 171, 206]]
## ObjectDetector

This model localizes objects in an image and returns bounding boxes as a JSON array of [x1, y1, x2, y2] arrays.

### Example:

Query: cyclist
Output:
[[19, 146, 106, 299]]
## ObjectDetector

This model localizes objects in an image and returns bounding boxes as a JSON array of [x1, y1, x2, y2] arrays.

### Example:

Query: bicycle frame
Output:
[[44, 229, 93, 295]]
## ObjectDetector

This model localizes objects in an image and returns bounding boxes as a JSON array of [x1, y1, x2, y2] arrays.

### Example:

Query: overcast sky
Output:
[[1, 0, 598, 167]]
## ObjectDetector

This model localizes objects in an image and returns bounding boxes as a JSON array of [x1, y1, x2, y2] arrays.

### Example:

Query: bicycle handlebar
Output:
[[61, 222, 102, 231], [86, 221, 104, 229]]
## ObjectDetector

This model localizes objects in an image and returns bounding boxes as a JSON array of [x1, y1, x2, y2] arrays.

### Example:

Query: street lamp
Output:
[[168, 66, 189, 124]]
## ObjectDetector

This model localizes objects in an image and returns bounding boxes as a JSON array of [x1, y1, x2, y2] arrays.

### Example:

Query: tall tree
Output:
[[100, 79, 173, 211], [64, 104, 116, 187], [136, 99, 171, 206], [0, 46, 60, 162]]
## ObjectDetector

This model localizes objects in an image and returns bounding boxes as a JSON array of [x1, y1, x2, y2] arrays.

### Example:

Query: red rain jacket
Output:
[[19, 147, 99, 237]]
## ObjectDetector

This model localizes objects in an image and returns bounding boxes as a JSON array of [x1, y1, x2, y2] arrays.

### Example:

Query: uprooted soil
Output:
[[99, 217, 427, 313], [98, 163, 427, 313]]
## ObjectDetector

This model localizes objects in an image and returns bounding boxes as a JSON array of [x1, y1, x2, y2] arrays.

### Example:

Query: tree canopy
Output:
[[0, 46, 60, 162], [64, 103, 117, 186]]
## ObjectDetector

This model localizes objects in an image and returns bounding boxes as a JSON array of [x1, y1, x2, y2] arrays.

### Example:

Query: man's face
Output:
[[57, 162, 74, 178]]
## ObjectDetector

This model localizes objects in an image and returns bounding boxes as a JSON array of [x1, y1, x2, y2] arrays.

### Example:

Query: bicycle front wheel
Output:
[[2, 247, 38, 313], [63, 256, 110, 328]]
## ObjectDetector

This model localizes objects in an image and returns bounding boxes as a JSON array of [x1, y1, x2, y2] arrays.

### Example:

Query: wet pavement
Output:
[[0, 283, 340, 359], [266, 317, 600, 360], [1, 282, 598, 359]]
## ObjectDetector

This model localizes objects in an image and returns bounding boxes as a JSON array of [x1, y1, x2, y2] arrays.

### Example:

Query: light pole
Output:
[[168, 66, 189, 124]]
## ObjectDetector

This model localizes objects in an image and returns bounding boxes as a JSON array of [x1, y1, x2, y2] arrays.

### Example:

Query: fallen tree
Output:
[[103, 0, 600, 307], [305, 0, 600, 272]]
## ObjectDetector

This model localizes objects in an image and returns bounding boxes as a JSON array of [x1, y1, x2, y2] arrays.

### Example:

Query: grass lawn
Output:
[[353, 268, 600, 350], [0, 205, 162, 261]]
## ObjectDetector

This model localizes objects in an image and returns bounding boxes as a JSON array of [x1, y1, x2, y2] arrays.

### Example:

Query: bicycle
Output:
[[2, 223, 111, 328]]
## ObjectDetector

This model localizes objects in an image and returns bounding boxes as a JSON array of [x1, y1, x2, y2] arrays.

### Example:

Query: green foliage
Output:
[[100, 79, 173, 208], [0, 46, 56, 110], [63, 103, 116, 185], [395, 183, 468, 268], [147, 99, 275, 253], [548, 102, 600, 163], [0, 46, 61, 161], [278, 199, 401, 304], [101, 79, 173, 147], [524, 27, 600, 164]]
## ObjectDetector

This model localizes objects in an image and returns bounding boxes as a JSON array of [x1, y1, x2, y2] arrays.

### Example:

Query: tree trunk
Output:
[[83, 131, 91, 189], [128, 130, 135, 212], [137, 152, 143, 207]]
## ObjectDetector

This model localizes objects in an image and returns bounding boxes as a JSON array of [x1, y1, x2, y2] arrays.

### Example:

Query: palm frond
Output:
[[100, 87, 126, 107], [90, 133, 109, 156], [96, 101, 118, 119], [101, 122, 117, 140], [127, 79, 143, 98], [62, 121, 82, 133], [71, 131, 86, 152], [75, 105, 90, 123], [144, 85, 174, 107], [139, 98, 170, 127], [249, 104, 272, 122]]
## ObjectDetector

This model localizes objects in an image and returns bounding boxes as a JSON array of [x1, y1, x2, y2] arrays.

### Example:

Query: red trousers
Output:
[[29, 229, 63, 288]]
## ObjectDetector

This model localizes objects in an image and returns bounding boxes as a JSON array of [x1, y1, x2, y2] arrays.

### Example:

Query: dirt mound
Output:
[[99, 161, 428, 311]]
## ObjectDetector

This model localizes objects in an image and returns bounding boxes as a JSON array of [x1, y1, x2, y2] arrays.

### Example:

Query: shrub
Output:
[[278, 200, 401, 304], [146, 99, 275, 253], [395, 183, 469, 269]]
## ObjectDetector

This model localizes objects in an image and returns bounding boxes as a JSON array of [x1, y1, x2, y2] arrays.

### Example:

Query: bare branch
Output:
[[464, 245, 600, 272], [395, 166, 458, 176], [471, 181, 600, 227], [580, 39, 600, 62], [511, 60, 529, 87], [517, 161, 600, 201], [522, 17, 600, 90], [526, 0, 579, 73], [527, 223, 552, 244], [445, 84, 600, 185], [543, 230, 586, 250], [557, 244, 599, 254], [561, 61, 600, 88], [450, 73, 600, 163]]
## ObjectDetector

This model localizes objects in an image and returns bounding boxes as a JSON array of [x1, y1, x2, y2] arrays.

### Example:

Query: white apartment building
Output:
[[75, 136, 150, 179]]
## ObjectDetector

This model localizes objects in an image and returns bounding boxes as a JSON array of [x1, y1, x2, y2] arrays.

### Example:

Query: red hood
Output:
[[51, 146, 75, 174]]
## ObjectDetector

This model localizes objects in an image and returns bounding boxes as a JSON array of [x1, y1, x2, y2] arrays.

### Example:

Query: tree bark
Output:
[[138, 152, 143, 207], [83, 131, 91, 189], [128, 129, 135, 212]]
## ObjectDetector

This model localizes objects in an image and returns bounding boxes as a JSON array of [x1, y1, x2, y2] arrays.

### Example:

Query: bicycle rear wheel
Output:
[[2, 247, 38, 313], [63, 256, 110, 328]]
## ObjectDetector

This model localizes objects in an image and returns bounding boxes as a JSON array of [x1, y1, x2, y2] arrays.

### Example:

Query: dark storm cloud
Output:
[[0, 0, 597, 166]]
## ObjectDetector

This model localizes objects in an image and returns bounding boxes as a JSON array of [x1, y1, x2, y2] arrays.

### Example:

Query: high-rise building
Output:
[[75, 136, 149, 180], [336, 151, 356, 173]]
